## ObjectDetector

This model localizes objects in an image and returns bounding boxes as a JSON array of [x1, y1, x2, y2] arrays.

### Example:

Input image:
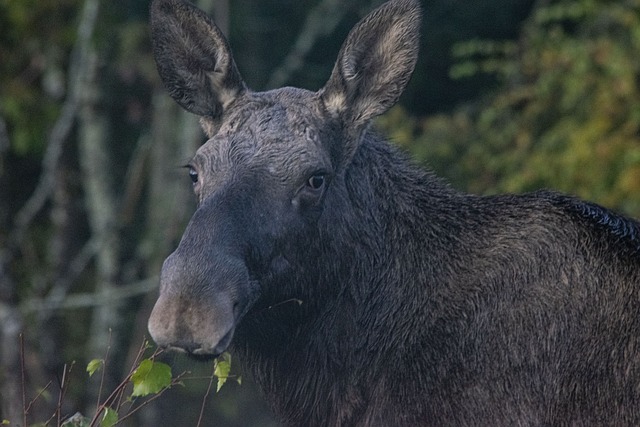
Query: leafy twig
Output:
[[116, 371, 188, 425]]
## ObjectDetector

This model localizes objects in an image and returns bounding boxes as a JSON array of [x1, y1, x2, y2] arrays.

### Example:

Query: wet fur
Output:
[[149, 0, 640, 425]]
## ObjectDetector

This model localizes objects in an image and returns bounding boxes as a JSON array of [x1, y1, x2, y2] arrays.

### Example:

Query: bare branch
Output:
[[196, 363, 217, 427], [20, 277, 158, 314], [266, 0, 385, 89]]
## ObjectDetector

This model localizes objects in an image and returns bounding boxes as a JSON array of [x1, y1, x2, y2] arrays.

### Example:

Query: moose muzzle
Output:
[[148, 241, 256, 358]]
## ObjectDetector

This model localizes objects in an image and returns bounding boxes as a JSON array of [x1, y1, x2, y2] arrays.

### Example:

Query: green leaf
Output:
[[214, 352, 232, 392], [86, 359, 104, 377], [99, 408, 118, 427], [130, 359, 172, 397], [2, 420, 10, 425]]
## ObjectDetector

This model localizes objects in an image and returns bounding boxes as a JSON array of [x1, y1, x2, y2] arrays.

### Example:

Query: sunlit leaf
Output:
[[130, 359, 172, 397], [86, 359, 104, 377], [100, 408, 118, 427], [214, 352, 232, 392]]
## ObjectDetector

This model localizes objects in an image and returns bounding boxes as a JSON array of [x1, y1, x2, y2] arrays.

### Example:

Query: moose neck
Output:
[[233, 133, 464, 425]]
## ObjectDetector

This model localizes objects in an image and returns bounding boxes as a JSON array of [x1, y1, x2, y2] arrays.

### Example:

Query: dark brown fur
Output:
[[147, 0, 640, 425]]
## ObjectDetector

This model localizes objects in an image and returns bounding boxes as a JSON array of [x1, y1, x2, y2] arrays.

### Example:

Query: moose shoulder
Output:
[[147, 0, 640, 425]]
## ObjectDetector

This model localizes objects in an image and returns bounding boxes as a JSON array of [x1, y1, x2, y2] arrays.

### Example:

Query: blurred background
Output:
[[1, 0, 639, 425]]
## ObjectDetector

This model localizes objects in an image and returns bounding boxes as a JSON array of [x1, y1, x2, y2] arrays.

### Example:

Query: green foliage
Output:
[[381, 0, 640, 217], [450, 40, 518, 80], [130, 358, 172, 397], [15, 343, 239, 426], [86, 359, 104, 377], [0, 0, 81, 155], [98, 407, 118, 427], [214, 352, 232, 393]]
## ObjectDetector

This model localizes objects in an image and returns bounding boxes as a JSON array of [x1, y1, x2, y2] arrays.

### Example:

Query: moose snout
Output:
[[148, 249, 255, 357], [148, 292, 236, 357]]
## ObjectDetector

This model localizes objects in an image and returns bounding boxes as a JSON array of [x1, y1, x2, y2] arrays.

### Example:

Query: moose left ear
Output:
[[320, 0, 421, 130], [150, 0, 246, 136]]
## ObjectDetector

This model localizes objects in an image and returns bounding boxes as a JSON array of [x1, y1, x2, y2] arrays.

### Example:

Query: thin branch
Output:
[[266, 0, 358, 89], [196, 364, 217, 427], [20, 277, 158, 314], [56, 362, 75, 427], [11, 0, 100, 247], [88, 340, 163, 427], [95, 329, 112, 414], [115, 371, 189, 425], [33, 382, 56, 426], [36, 238, 99, 323]]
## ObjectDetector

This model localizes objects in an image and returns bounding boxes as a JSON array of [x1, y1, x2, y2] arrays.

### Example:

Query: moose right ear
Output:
[[150, 0, 246, 135], [320, 0, 421, 133]]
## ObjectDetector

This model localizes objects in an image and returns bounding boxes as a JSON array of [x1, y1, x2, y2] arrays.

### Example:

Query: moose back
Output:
[[147, 0, 640, 425]]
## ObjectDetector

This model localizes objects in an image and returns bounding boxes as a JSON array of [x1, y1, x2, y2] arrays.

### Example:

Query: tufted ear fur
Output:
[[321, 0, 421, 136], [150, 0, 246, 136]]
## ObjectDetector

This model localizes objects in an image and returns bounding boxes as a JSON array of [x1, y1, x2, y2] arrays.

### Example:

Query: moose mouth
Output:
[[158, 324, 236, 361], [148, 288, 249, 361]]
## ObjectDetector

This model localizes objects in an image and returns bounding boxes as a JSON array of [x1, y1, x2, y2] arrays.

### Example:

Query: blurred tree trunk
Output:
[[0, 117, 21, 424], [78, 47, 125, 409], [0, 294, 22, 425]]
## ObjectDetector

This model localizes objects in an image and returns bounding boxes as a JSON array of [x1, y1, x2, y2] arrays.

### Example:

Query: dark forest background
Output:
[[1, 0, 639, 425]]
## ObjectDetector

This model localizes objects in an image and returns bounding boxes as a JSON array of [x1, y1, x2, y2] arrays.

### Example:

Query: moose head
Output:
[[147, 0, 421, 358]]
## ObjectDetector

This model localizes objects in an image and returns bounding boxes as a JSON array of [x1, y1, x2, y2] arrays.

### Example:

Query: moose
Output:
[[147, 0, 640, 425]]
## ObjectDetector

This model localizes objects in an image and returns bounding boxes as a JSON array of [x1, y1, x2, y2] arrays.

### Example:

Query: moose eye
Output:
[[307, 174, 325, 190], [188, 167, 199, 184]]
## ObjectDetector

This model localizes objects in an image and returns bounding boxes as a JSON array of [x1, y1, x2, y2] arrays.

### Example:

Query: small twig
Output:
[[116, 372, 188, 425], [196, 363, 217, 427], [55, 362, 74, 426], [89, 375, 132, 427], [57, 364, 68, 425], [114, 338, 156, 412], [24, 381, 53, 421], [95, 329, 113, 412], [88, 338, 160, 427]]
